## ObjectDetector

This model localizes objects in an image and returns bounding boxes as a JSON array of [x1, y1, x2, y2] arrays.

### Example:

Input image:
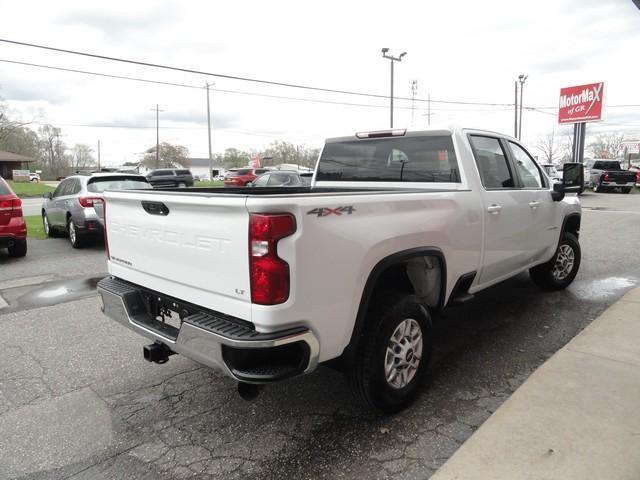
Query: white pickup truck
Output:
[[98, 127, 584, 412]]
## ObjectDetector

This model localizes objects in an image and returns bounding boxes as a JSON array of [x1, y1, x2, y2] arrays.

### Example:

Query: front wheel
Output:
[[530, 232, 581, 290], [347, 294, 432, 413], [178, 182, 187, 188]]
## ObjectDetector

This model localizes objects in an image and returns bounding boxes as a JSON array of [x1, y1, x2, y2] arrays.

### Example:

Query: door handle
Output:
[[528, 201, 540, 209], [487, 204, 502, 214]]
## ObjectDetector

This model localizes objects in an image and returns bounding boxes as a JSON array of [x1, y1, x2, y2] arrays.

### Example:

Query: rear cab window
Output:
[[316, 134, 461, 183], [87, 176, 151, 193], [593, 161, 621, 170]]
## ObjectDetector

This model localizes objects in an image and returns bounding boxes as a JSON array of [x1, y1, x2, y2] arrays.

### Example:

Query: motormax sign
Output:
[[558, 82, 604, 124]]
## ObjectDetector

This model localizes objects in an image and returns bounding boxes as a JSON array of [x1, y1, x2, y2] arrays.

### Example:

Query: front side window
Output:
[[53, 180, 68, 197], [509, 142, 543, 188], [469, 136, 515, 189], [316, 135, 460, 183]]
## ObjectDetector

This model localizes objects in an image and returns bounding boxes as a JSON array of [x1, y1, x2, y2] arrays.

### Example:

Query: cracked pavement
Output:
[[0, 191, 639, 479]]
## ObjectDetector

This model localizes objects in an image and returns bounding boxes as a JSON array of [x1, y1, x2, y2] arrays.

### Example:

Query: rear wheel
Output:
[[621, 187, 632, 194], [67, 219, 86, 249], [347, 293, 432, 413], [530, 232, 581, 290], [8, 239, 27, 257], [593, 179, 605, 193]]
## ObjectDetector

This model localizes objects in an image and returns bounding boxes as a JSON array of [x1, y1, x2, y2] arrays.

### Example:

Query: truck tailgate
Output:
[[103, 190, 251, 320]]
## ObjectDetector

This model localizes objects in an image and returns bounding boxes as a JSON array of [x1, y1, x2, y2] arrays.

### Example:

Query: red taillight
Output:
[[636, 172, 640, 182], [79, 197, 104, 208], [603, 172, 609, 181], [249, 213, 296, 305], [0, 197, 23, 217]]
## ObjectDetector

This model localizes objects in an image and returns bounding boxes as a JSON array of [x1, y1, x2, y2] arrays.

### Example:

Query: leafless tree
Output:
[[588, 132, 625, 159], [535, 131, 562, 164], [71, 144, 96, 169]]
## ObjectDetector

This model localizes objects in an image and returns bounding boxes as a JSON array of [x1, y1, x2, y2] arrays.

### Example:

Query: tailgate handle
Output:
[[141, 201, 170, 216]]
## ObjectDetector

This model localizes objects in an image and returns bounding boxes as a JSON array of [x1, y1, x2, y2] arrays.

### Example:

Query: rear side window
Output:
[[88, 177, 151, 193], [469, 136, 515, 189], [0, 178, 11, 195], [316, 135, 460, 183], [176, 169, 190, 175], [237, 169, 252, 175], [254, 169, 268, 175]]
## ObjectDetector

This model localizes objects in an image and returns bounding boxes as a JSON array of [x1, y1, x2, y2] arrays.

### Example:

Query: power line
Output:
[[0, 58, 516, 113], [0, 37, 516, 107]]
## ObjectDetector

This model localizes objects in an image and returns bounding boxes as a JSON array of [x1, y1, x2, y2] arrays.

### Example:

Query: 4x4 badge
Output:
[[307, 206, 356, 217]]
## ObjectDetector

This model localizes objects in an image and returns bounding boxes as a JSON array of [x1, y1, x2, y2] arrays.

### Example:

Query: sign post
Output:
[[558, 82, 605, 165]]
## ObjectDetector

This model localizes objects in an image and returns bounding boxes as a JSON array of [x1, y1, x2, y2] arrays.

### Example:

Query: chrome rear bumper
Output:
[[97, 276, 319, 383]]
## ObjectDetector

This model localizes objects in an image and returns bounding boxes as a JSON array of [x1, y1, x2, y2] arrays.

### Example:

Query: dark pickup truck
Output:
[[146, 168, 194, 188], [586, 159, 636, 193]]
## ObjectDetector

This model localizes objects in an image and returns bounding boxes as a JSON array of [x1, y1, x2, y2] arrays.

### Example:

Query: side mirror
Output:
[[43, 192, 52, 199], [551, 162, 584, 200]]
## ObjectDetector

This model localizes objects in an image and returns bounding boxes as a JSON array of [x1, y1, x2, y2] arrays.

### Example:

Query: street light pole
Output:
[[514, 81, 519, 138], [518, 74, 528, 140], [206, 82, 214, 180], [381, 48, 407, 128], [151, 104, 163, 168]]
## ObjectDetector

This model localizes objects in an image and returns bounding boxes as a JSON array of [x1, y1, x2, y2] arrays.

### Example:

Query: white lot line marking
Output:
[[0, 274, 56, 290], [583, 208, 640, 215], [0, 294, 7, 310]]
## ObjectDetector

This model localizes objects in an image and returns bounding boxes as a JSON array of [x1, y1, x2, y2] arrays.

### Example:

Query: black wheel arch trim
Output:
[[340, 247, 446, 368], [560, 212, 581, 240]]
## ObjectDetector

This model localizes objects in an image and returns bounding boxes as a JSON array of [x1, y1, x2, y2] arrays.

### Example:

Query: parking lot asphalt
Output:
[[0, 190, 639, 480]]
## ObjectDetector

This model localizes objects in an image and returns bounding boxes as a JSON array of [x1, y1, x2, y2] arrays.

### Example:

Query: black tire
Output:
[[530, 232, 581, 290], [347, 293, 432, 413], [67, 218, 86, 249], [42, 213, 58, 238], [621, 188, 631, 194], [8, 239, 27, 257], [178, 182, 187, 188], [593, 179, 605, 193]]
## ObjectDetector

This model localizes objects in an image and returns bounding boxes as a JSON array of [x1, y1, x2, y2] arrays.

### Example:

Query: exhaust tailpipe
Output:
[[143, 342, 175, 364], [237, 382, 264, 401]]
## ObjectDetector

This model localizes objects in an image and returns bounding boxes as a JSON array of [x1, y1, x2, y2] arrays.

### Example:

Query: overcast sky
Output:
[[0, 0, 638, 165]]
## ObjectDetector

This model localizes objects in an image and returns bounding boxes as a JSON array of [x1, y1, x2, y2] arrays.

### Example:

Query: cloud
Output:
[[0, 79, 69, 104], [56, 2, 179, 36]]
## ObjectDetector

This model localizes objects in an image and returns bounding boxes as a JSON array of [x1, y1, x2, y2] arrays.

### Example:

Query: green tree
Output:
[[142, 142, 191, 169], [222, 148, 250, 168]]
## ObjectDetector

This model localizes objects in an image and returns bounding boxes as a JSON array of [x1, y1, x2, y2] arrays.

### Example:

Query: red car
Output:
[[0, 177, 27, 257], [223, 168, 269, 187]]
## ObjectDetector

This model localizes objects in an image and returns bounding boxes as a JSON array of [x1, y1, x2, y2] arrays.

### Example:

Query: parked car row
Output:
[[0, 176, 27, 257]]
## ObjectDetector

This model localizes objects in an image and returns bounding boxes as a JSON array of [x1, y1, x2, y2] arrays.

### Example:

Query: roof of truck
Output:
[[325, 126, 513, 143]]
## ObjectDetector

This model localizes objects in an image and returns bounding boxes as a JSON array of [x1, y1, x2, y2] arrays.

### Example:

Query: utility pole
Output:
[[381, 48, 407, 128], [97, 140, 101, 171], [151, 104, 163, 168], [514, 81, 519, 138], [427, 92, 432, 126], [518, 74, 528, 140], [410, 80, 418, 124], [205, 82, 214, 180]]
